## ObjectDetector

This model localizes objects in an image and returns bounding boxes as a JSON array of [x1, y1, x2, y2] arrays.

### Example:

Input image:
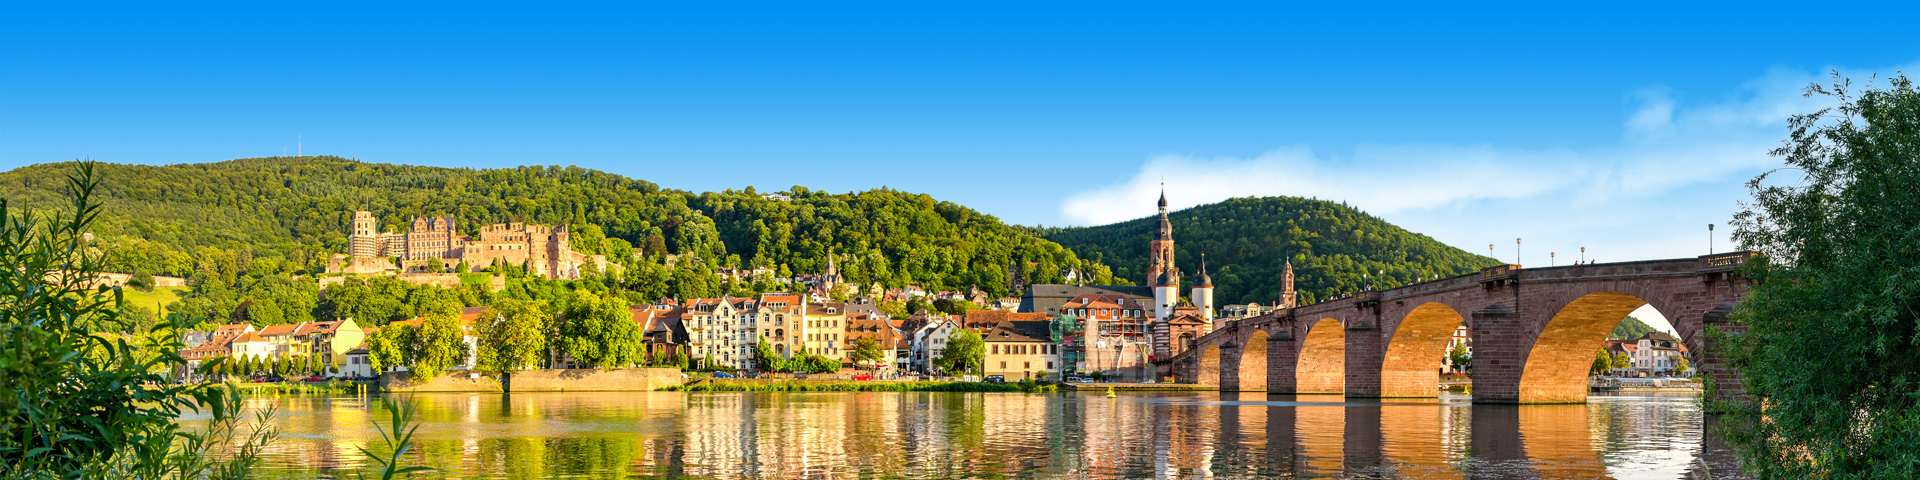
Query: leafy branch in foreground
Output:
[[358, 396, 434, 480], [1717, 72, 1920, 478]]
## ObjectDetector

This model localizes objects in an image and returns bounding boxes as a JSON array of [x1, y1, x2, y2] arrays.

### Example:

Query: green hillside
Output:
[[1610, 316, 1661, 339], [0, 157, 1108, 303], [1032, 196, 1501, 306]]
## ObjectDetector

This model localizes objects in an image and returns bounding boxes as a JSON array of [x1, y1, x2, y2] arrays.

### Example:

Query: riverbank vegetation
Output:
[[0, 164, 429, 479], [1717, 73, 1920, 477]]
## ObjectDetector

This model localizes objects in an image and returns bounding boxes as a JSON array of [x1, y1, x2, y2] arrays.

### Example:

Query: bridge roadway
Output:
[[1160, 252, 1753, 404]]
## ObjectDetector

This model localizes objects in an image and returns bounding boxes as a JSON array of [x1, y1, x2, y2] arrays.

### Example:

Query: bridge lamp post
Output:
[[1708, 224, 1715, 255], [1580, 247, 1585, 264], [1551, 252, 1555, 267], [1516, 238, 1522, 266]]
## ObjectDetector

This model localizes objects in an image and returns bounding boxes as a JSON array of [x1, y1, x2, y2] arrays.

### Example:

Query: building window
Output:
[[999, 361, 1006, 369]]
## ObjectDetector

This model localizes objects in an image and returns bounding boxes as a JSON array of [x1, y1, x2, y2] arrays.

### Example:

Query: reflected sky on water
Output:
[[210, 390, 1740, 479]]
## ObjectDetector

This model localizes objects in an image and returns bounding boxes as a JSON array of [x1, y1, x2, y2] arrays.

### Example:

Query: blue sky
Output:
[[4, 1, 1918, 279]]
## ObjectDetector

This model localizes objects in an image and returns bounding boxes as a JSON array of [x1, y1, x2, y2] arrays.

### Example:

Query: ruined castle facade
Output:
[[339, 211, 609, 280]]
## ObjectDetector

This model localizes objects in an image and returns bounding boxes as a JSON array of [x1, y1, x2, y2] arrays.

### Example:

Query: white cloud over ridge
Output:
[[1059, 65, 1903, 265]]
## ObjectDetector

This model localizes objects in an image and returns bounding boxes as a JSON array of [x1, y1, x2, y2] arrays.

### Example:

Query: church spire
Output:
[[1148, 186, 1176, 285]]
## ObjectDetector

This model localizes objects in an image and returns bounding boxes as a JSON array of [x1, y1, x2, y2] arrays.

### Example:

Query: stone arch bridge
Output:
[[1162, 253, 1753, 404]]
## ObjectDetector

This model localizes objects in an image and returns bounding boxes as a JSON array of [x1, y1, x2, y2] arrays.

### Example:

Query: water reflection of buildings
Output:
[[258, 392, 1723, 479]]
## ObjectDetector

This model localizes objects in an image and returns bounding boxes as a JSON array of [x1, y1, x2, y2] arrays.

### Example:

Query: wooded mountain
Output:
[[1609, 316, 1662, 339], [0, 157, 1105, 300], [1, 158, 1497, 313], [1031, 196, 1501, 306]]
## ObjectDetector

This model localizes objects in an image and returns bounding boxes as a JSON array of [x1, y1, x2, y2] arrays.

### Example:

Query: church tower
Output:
[[1279, 260, 1298, 308], [1148, 189, 1177, 286]]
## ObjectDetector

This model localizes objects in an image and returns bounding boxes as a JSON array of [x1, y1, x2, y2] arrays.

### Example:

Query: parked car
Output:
[[1065, 376, 1092, 383], [852, 373, 872, 381], [984, 375, 1006, 383], [711, 372, 735, 379], [302, 376, 327, 382], [794, 374, 809, 380]]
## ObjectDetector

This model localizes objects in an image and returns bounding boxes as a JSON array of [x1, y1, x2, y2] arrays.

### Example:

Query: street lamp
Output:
[[1708, 224, 1715, 255], [1516, 238, 1522, 266]]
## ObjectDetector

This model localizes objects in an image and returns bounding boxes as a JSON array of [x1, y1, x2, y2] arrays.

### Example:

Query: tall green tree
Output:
[[1591, 349, 1610, 375], [1718, 73, 1920, 477], [410, 311, 467, 381], [850, 337, 885, 370], [935, 329, 985, 375], [477, 297, 551, 392], [365, 326, 409, 375], [555, 290, 641, 369], [1447, 342, 1470, 373], [1610, 351, 1630, 372], [751, 339, 786, 372]]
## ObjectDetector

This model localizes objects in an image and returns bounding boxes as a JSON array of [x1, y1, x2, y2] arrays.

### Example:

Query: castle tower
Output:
[[348, 211, 378, 258], [1279, 260, 1297, 308], [1148, 188, 1177, 286], [1193, 254, 1214, 323]]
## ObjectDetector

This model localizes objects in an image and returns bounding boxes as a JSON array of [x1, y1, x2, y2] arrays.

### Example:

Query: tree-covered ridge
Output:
[[1032, 196, 1500, 306], [0, 156, 1106, 301], [1608, 316, 1661, 339]]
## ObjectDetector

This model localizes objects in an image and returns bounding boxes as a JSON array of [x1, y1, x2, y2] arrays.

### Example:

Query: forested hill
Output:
[[0, 157, 1111, 298], [1031, 196, 1501, 307]]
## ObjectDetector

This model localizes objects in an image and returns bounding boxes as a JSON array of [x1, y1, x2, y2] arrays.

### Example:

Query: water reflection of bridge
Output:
[[1107, 393, 1740, 480]]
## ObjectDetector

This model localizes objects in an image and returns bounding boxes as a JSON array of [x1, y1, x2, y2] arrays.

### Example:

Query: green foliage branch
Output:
[[1715, 72, 1920, 477]]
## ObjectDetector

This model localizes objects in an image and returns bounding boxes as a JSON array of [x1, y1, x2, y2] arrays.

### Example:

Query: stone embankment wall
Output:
[[380, 368, 684, 392]]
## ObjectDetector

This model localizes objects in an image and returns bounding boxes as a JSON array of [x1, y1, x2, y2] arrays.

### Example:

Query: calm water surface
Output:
[[213, 391, 1742, 479]]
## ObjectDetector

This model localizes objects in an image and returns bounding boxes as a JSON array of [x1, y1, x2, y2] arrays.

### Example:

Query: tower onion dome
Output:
[[1195, 267, 1213, 288], [1156, 269, 1180, 287], [1158, 190, 1168, 208]]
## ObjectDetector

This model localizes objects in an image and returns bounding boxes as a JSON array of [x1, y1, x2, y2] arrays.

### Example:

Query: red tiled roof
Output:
[[256, 324, 300, 336], [963, 310, 1050, 331]]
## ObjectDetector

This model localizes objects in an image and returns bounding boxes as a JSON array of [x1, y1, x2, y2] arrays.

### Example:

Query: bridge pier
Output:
[[1343, 320, 1384, 397], [1467, 304, 1529, 403]]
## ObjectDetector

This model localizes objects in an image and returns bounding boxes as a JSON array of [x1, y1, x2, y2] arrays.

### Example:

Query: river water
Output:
[[221, 391, 1742, 479]]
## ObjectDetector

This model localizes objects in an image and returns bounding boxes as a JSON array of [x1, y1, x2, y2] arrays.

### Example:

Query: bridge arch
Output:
[[1297, 318, 1344, 394], [1517, 290, 1655, 403], [1380, 302, 1467, 397], [1196, 345, 1221, 386], [1224, 329, 1270, 391]]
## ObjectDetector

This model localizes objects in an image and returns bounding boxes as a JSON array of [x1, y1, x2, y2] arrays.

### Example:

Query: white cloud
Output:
[[1057, 64, 1910, 264]]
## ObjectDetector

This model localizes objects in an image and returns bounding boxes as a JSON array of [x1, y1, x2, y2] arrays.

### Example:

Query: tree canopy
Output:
[[555, 290, 641, 369], [935, 329, 984, 375], [0, 157, 1112, 300], [477, 297, 551, 391], [1719, 73, 1920, 477]]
